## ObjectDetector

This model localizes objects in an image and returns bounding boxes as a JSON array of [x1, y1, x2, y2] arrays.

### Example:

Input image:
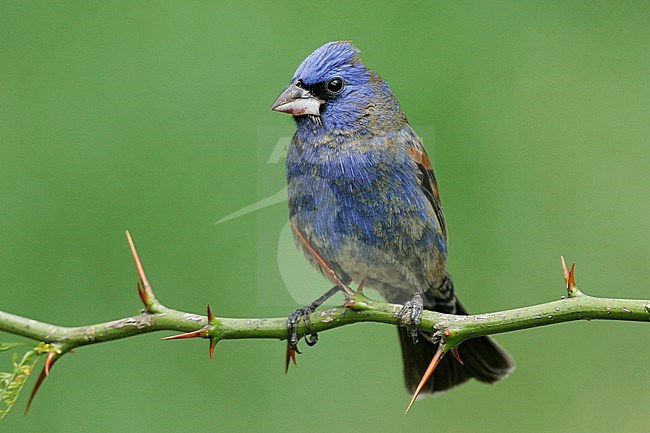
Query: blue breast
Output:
[[286, 133, 446, 266]]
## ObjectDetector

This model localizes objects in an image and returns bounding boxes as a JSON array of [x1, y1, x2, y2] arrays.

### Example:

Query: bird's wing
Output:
[[406, 138, 447, 240]]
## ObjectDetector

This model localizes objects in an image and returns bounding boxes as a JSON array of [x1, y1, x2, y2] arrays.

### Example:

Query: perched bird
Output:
[[271, 41, 514, 397]]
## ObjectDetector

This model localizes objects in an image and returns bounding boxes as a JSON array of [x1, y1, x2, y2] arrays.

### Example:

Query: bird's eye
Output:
[[327, 78, 344, 94]]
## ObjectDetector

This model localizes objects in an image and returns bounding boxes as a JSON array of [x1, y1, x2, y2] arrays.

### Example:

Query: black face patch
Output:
[[305, 77, 345, 101]]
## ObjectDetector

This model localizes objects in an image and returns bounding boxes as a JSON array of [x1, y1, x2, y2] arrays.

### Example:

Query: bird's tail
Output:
[[394, 280, 515, 395]]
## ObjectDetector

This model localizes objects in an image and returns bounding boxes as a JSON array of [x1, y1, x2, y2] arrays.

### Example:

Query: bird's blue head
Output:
[[271, 41, 405, 137]]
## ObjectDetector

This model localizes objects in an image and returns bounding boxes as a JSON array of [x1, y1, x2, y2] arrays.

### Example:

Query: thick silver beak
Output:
[[270, 81, 322, 116]]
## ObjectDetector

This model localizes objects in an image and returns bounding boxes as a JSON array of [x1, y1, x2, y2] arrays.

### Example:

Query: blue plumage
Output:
[[272, 41, 514, 395]]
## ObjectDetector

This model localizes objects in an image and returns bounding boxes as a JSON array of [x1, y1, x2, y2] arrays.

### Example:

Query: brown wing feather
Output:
[[407, 143, 447, 240]]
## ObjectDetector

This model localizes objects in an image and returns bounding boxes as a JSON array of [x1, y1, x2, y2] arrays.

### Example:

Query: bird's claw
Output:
[[285, 285, 340, 356], [399, 293, 424, 344], [287, 305, 318, 353]]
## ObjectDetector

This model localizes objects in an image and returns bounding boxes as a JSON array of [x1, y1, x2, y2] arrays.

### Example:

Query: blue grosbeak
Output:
[[271, 41, 514, 395]]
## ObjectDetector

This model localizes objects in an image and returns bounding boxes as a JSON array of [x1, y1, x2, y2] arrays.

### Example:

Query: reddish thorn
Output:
[[25, 369, 47, 415], [137, 282, 147, 307], [207, 304, 215, 323], [356, 279, 366, 294], [405, 345, 447, 414], [209, 338, 217, 360], [285, 344, 298, 374], [126, 230, 155, 308], [289, 222, 354, 297], [561, 256, 569, 283], [451, 347, 464, 365], [162, 330, 204, 340], [568, 262, 576, 289], [344, 299, 356, 308], [25, 356, 58, 415], [44, 352, 56, 376]]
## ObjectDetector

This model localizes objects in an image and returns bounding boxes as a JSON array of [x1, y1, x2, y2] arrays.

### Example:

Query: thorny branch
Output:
[[0, 232, 648, 417]]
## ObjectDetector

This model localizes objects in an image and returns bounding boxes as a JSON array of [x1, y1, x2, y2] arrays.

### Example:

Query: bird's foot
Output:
[[286, 304, 319, 354], [399, 293, 424, 344], [285, 285, 340, 357]]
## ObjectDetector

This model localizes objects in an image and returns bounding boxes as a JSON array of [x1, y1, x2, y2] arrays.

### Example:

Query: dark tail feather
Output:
[[398, 301, 515, 395]]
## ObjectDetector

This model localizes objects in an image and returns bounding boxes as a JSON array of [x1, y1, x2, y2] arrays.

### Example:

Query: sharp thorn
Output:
[[137, 282, 147, 307], [561, 256, 569, 282], [207, 304, 215, 322], [356, 279, 366, 294], [208, 338, 217, 360], [126, 230, 155, 309], [44, 352, 56, 376], [451, 347, 464, 365], [285, 344, 297, 374], [162, 330, 204, 340], [568, 262, 576, 289], [405, 346, 446, 414], [25, 369, 46, 415], [26, 355, 58, 415]]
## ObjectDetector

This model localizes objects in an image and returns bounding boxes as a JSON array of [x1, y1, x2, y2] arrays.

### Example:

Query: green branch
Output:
[[0, 233, 649, 420], [2, 289, 648, 349]]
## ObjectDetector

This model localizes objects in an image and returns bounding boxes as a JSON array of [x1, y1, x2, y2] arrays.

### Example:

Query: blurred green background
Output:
[[1, 1, 649, 432]]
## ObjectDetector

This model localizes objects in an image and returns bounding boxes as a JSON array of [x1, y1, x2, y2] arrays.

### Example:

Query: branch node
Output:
[[344, 292, 374, 311]]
